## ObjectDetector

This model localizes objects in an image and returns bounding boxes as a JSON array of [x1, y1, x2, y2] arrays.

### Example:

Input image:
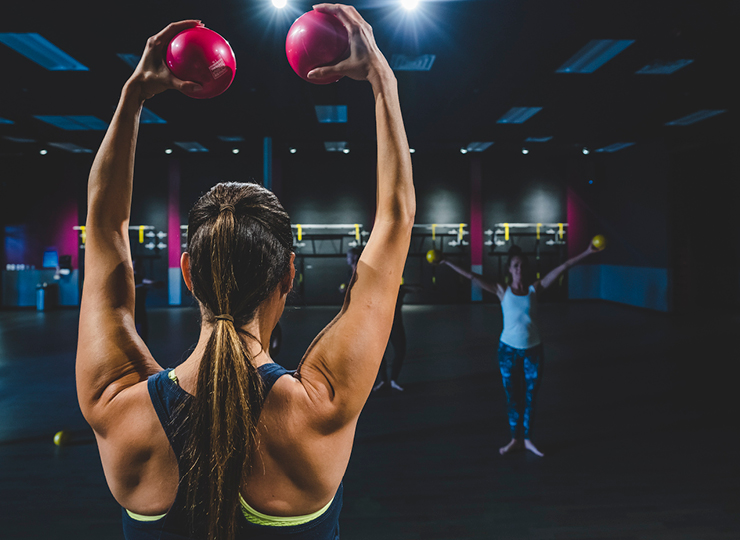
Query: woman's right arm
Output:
[[294, 4, 415, 427], [441, 259, 504, 299]]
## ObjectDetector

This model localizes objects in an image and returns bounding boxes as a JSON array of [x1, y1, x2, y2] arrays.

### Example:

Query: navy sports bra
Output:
[[122, 363, 342, 539]]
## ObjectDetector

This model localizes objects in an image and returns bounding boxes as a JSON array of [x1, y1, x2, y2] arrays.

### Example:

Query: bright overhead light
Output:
[[165, 148, 173, 155], [460, 148, 468, 154], [522, 148, 529, 155], [401, 0, 419, 10], [232, 148, 240, 154], [272, 0, 287, 8], [39, 149, 47, 155], [582, 148, 590, 155], [289, 147, 297, 154], [409, 148, 416, 154], [342, 148, 350, 154]]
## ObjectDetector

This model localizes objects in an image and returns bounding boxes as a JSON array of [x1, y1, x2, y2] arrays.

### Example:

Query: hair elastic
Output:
[[214, 314, 234, 323]]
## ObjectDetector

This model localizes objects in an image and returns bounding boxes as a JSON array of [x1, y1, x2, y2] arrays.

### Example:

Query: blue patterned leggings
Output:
[[498, 341, 544, 439]]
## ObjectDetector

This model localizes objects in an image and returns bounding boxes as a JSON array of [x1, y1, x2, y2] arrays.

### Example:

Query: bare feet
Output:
[[390, 380, 404, 391], [524, 439, 544, 457], [499, 438, 524, 455], [372, 380, 385, 392]]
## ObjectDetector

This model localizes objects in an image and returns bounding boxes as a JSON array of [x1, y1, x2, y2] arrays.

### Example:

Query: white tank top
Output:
[[499, 284, 541, 350]]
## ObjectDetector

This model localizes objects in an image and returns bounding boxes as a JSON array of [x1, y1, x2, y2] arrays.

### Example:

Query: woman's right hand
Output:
[[307, 4, 392, 84]]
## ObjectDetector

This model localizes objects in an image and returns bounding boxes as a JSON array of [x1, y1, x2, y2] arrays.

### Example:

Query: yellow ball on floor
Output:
[[591, 234, 607, 250]]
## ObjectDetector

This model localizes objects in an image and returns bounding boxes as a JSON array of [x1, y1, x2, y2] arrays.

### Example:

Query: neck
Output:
[[511, 277, 525, 289], [177, 301, 281, 386]]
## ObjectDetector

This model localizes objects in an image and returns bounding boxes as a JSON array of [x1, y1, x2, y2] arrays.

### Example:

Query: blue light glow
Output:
[[636, 59, 693, 75], [0, 117, 14, 124], [497, 107, 542, 124], [557, 40, 634, 74], [34, 115, 108, 130], [140, 108, 167, 124], [665, 110, 727, 126], [0, 33, 88, 71], [315, 105, 348, 124]]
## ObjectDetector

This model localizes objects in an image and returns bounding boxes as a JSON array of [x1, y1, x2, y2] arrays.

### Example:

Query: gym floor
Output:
[[1, 301, 738, 539]]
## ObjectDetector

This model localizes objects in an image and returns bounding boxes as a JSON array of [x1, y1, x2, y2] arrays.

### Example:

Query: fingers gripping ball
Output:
[[53, 430, 71, 446], [166, 27, 236, 99], [426, 249, 443, 265], [591, 234, 607, 251], [285, 11, 350, 84]]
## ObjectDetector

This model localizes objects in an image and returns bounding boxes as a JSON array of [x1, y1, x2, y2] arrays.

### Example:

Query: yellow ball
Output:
[[339, 283, 347, 292], [53, 430, 71, 446], [426, 249, 442, 265], [591, 234, 607, 251]]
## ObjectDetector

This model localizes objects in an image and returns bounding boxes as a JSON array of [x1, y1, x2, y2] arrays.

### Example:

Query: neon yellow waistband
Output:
[[126, 494, 334, 527], [239, 494, 334, 527]]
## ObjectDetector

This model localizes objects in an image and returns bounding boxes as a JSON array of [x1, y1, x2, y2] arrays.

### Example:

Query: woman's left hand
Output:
[[127, 20, 205, 101]]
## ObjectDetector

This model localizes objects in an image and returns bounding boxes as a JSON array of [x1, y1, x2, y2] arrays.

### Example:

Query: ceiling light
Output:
[[401, 0, 419, 10], [232, 148, 240, 154], [665, 110, 727, 126], [522, 148, 529, 154], [636, 59, 693, 75], [34, 115, 108, 131], [174, 141, 209, 153], [595, 142, 636, 153], [460, 148, 468, 154], [556, 39, 634, 74], [589, 180, 594, 185], [165, 148, 173, 155], [0, 33, 88, 71], [390, 54, 435, 71], [497, 107, 542, 124], [324, 141, 347, 152], [582, 148, 590, 155], [409, 148, 415, 154], [39, 149, 47, 155], [140, 108, 167, 124], [272, 0, 287, 8], [218, 135, 245, 142], [525, 136, 553, 143], [48, 142, 92, 153], [342, 148, 350, 154], [117, 54, 141, 69], [315, 105, 348, 124], [465, 142, 494, 152], [289, 147, 297, 154]]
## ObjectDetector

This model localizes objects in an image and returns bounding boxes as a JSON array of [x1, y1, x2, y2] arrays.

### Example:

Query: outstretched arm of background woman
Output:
[[76, 21, 203, 432], [535, 242, 601, 292], [441, 259, 504, 298]]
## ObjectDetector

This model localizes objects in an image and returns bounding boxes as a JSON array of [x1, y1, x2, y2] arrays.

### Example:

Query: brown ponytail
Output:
[[182, 182, 293, 540]]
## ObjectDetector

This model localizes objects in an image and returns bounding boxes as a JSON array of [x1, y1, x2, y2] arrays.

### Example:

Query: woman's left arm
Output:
[[535, 243, 601, 292], [76, 20, 203, 432]]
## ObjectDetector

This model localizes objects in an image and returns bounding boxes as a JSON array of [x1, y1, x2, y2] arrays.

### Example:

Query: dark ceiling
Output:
[[0, 0, 736, 159]]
